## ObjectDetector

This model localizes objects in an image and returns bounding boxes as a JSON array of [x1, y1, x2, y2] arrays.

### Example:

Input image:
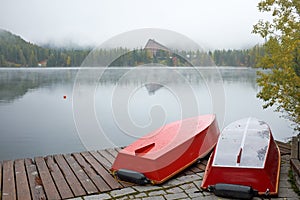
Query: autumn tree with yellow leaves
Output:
[[253, 0, 300, 131]]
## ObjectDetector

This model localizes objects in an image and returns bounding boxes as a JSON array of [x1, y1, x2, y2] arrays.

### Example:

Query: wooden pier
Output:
[[0, 142, 291, 200]]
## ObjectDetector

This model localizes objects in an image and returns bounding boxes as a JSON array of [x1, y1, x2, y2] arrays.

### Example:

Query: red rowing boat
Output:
[[201, 117, 280, 199], [111, 114, 220, 185]]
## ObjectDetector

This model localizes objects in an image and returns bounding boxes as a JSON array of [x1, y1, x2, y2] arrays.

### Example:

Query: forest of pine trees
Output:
[[0, 29, 265, 67], [0, 30, 89, 67]]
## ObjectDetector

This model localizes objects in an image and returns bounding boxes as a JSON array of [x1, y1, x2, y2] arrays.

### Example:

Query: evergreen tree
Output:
[[28, 50, 38, 66]]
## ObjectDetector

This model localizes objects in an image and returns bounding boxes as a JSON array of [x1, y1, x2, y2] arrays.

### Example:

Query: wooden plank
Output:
[[291, 158, 300, 176], [90, 151, 136, 188], [189, 165, 202, 173], [115, 147, 123, 152], [72, 153, 110, 192], [184, 169, 194, 175], [46, 156, 74, 199], [277, 140, 292, 155], [54, 154, 86, 196], [200, 159, 208, 166], [24, 158, 46, 200], [35, 157, 60, 200], [196, 163, 207, 171], [90, 151, 112, 169], [279, 144, 291, 150], [276, 140, 291, 149], [281, 149, 291, 155], [291, 137, 298, 159], [14, 159, 31, 200], [279, 143, 291, 152], [106, 148, 119, 158], [98, 150, 115, 165], [2, 160, 16, 200], [64, 154, 98, 194], [81, 151, 122, 189]]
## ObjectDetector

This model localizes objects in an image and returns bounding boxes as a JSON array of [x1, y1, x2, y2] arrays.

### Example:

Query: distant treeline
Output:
[[0, 30, 89, 67], [210, 46, 264, 67], [0, 29, 264, 67]]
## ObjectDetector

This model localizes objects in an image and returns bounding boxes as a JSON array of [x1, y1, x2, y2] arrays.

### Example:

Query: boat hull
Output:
[[111, 114, 220, 184], [201, 118, 281, 196]]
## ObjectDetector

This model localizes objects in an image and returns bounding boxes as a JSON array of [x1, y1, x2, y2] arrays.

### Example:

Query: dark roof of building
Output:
[[144, 39, 170, 52]]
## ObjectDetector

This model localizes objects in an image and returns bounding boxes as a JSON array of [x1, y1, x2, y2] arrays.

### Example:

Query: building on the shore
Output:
[[144, 39, 171, 56]]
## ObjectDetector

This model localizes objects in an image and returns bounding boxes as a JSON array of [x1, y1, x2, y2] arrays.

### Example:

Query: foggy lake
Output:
[[0, 67, 295, 160]]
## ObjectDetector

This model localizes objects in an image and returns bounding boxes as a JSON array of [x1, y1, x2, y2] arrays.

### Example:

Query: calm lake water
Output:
[[0, 67, 295, 160]]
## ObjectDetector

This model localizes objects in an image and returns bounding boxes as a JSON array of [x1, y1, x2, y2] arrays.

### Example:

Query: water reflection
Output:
[[0, 68, 77, 103], [0, 67, 258, 104], [145, 83, 163, 95], [98, 67, 258, 87]]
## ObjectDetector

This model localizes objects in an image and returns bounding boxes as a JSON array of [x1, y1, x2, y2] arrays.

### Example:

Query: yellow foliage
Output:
[[253, 0, 300, 130]]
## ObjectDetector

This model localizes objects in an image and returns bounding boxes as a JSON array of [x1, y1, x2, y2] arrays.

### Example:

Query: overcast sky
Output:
[[0, 0, 271, 49]]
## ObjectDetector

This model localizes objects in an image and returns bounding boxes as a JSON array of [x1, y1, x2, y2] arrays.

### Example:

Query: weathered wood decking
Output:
[[290, 136, 300, 191], [0, 142, 291, 200]]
